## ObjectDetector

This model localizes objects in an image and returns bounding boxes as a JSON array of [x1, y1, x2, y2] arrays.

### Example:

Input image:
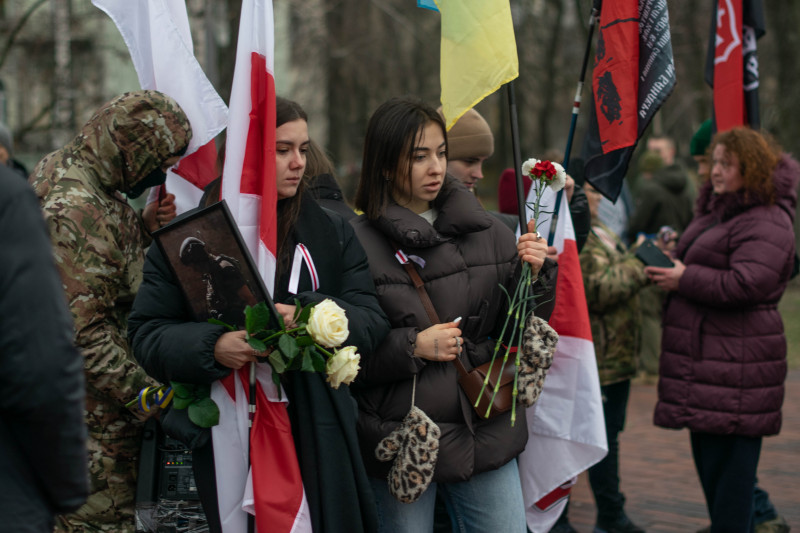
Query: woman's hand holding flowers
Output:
[[275, 303, 297, 328], [213, 330, 259, 370], [517, 219, 548, 276]]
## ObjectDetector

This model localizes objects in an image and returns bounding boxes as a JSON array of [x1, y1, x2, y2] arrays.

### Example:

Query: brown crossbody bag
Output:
[[393, 243, 516, 419]]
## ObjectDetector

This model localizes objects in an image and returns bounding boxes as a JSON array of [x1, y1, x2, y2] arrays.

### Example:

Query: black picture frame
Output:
[[151, 200, 277, 329]]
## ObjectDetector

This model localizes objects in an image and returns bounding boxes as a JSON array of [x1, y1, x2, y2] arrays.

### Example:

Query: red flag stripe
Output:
[[713, 0, 745, 131]]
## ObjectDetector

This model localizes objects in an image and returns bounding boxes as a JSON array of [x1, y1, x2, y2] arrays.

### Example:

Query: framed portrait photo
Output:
[[152, 200, 272, 329]]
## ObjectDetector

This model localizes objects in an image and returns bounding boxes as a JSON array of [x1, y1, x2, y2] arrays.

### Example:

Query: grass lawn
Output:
[[780, 277, 800, 370]]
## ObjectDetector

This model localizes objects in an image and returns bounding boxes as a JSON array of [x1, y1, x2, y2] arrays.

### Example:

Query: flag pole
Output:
[[507, 80, 528, 233], [248, 361, 256, 533], [545, 2, 601, 245]]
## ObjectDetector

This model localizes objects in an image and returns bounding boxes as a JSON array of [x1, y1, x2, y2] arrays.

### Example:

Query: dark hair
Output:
[[354, 97, 446, 220], [304, 138, 336, 179], [275, 97, 309, 276], [710, 127, 781, 204]]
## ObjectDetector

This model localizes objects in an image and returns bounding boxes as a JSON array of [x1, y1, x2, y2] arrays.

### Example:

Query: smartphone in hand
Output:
[[635, 239, 675, 268]]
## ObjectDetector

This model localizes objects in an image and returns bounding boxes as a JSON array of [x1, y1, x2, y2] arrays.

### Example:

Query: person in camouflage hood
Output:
[[570, 182, 650, 533], [30, 90, 192, 532]]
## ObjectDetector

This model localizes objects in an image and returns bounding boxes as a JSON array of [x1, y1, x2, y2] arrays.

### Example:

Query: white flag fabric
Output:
[[213, 0, 311, 531], [92, 0, 228, 214], [519, 188, 608, 532]]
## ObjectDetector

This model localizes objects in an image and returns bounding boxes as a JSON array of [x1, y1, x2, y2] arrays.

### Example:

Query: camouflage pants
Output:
[[637, 285, 664, 376], [55, 431, 141, 533]]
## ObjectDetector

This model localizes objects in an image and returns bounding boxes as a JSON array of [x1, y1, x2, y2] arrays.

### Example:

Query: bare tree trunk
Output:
[[537, 0, 565, 150], [51, 0, 72, 148]]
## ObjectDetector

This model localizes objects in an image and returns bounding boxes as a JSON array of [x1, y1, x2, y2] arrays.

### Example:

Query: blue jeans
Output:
[[370, 458, 527, 533], [753, 481, 778, 525]]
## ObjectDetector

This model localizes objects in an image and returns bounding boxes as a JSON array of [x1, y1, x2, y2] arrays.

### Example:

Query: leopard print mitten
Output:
[[518, 314, 559, 407], [375, 405, 440, 503]]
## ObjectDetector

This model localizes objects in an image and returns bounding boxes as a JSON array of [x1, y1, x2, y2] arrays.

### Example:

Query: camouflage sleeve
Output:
[[45, 200, 156, 413], [580, 231, 649, 313]]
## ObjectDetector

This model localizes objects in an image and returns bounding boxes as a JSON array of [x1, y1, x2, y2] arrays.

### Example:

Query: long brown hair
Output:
[[276, 97, 309, 276], [710, 127, 781, 205], [354, 97, 447, 220]]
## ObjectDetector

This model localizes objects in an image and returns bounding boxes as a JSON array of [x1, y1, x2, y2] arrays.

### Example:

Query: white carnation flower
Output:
[[521, 158, 540, 177], [550, 162, 567, 192]]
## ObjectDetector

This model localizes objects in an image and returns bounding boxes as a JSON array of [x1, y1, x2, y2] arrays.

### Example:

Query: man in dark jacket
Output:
[[627, 135, 695, 241], [0, 165, 89, 531]]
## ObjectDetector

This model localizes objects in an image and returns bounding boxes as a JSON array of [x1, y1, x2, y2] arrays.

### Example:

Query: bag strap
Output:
[[390, 240, 469, 379], [391, 240, 441, 325]]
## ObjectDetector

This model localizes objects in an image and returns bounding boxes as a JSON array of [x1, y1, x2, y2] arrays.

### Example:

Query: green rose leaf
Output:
[[170, 382, 193, 409], [295, 335, 315, 347], [268, 349, 287, 374], [278, 333, 300, 361], [296, 301, 313, 326], [248, 337, 267, 353], [310, 349, 327, 373], [271, 370, 283, 398], [188, 397, 220, 428], [172, 396, 193, 410], [300, 347, 316, 372], [246, 302, 271, 334], [207, 318, 236, 331], [293, 298, 304, 321]]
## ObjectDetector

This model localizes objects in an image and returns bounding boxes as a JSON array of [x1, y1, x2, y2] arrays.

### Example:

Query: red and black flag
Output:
[[705, 0, 765, 131], [581, 0, 676, 202]]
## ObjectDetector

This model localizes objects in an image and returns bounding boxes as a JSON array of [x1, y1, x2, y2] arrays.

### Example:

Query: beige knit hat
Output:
[[437, 107, 494, 161]]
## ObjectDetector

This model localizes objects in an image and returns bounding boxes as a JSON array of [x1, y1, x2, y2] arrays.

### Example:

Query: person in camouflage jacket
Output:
[[30, 90, 191, 533], [573, 183, 650, 533]]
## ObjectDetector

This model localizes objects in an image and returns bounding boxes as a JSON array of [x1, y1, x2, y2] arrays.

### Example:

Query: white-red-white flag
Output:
[[92, 0, 228, 214], [518, 189, 608, 533], [212, 0, 311, 531]]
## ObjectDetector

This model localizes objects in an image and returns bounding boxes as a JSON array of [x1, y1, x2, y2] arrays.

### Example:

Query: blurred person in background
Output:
[[553, 181, 648, 533], [0, 120, 29, 179], [648, 128, 798, 532], [687, 121, 791, 533]]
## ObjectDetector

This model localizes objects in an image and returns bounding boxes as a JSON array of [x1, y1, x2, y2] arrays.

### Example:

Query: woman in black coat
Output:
[[350, 97, 554, 533], [128, 97, 389, 533]]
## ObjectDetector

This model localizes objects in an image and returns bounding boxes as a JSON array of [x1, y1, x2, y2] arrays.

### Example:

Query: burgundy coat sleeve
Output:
[[678, 211, 795, 307]]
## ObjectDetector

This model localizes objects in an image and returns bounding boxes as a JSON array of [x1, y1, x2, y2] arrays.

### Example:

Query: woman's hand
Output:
[[275, 303, 297, 328], [213, 330, 259, 370], [645, 259, 686, 292], [413, 320, 463, 362], [517, 219, 548, 276]]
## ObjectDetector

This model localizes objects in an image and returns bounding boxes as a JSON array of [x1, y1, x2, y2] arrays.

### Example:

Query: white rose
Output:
[[326, 346, 361, 389], [521, 158, 540, 177], [306, 299, 349, 348], [550, 162, 567, 192]]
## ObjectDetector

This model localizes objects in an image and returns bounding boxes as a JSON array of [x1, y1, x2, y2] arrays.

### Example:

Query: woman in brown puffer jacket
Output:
[[646, 127, 799, 531], [350, 97, 556, 533]]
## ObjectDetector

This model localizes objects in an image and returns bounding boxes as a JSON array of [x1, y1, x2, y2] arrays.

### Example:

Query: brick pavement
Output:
[[563, 369, 800, 532]]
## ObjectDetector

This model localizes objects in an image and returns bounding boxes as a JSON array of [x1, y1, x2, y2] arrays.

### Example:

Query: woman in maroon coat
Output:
[[646, 127, 799, 531]]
